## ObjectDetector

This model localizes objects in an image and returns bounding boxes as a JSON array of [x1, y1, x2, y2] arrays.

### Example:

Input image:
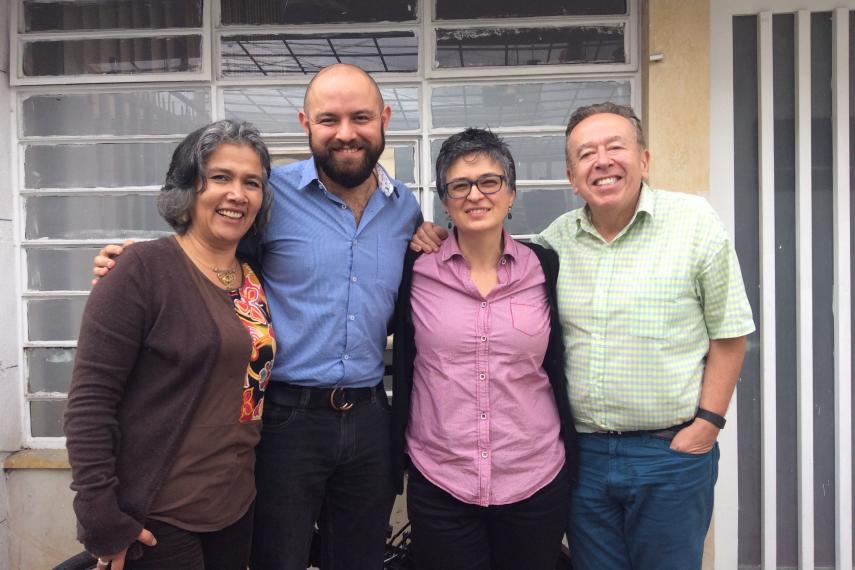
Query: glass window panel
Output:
[[810, 12, 835, 567], [30, 400, 67, 437], [220, 0, 416, 25], [27, 348, 76, 394], [23, 0, 203, 32], [771, 14, 798, 568], [28, 298, 87, 342], [436, 0, 626, 20], [24, 142, 176, 188], [22, 36, 202, 77], [435, 26, 625, 69], [379, 146, 416, 184], [432, 81, 630, 128], [25, 195, 171, 240], [224, 86, 419, 134], [732, 15, 761, 569], [431, 135, 566, 183], [22, 90, 210, 137], [27, 248, 103, 291], [432, 187, 582, 235], [220, 33, 418, 77]]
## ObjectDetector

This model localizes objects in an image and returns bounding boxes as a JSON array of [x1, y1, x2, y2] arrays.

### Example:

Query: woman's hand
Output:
[[95, 528, 157, 570]]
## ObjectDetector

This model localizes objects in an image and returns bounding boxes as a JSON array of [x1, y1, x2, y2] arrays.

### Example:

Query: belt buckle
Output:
[[329, 387, 354, 411]]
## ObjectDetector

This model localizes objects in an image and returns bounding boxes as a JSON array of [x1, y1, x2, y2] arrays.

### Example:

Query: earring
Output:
[[445, 211, 452, 229], [507, 208, 513, 220]]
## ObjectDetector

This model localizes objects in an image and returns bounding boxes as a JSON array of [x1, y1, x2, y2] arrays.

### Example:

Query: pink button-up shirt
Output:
[[406, 233, 565, 507]]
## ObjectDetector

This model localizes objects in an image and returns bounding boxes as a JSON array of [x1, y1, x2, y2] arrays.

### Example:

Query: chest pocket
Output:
[[510, 298, 547, 337]]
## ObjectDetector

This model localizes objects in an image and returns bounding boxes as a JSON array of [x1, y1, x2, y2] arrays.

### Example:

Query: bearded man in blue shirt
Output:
[[93, 64, 422, 570]]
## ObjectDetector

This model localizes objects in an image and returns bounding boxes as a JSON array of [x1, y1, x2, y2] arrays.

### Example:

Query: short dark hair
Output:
[[564, 102, 646, 154], [158, 120, 272, 235], [435, 128, 516, 199]]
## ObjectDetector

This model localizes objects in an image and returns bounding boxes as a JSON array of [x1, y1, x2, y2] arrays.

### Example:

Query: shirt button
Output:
[[480, 335, 487, 342], [348, 315, 355, 321], [480, 412, 487, 420], [480, 301, 487, 308], [343, 354, 350, 360], [351, 276, 358, 282], [481, 451, 488, 459], [340, 204, 347, 209], [479, 373, 486, 380], [500, 258, 507, 265]]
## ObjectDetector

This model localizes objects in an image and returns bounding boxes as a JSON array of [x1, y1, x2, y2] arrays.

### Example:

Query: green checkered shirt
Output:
[[534, 185, 755, 432]]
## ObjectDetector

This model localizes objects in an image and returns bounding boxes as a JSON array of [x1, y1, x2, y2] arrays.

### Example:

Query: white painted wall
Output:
[[0, 0, 21, 453]]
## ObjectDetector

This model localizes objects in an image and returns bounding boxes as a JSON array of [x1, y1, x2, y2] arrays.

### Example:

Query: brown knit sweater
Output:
[[63, 237, 260, 557]]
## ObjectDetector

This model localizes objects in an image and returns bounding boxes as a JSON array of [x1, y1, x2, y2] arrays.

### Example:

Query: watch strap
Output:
[[696, 407, 726, 429]]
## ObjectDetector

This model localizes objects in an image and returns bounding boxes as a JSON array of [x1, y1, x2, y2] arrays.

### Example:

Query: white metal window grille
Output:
[[711, 3, 853, 569]]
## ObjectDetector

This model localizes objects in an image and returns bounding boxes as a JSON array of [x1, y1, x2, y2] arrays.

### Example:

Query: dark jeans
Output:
[[407, 464, 569, 570], [250, 387, 395, 570], [568, 433, 719, 570], [125, 503, 253, 570]]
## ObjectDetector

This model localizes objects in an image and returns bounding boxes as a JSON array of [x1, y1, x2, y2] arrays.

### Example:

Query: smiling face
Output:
[[443, 153, 514, 238], [187, 142, 264, 249], [299, 65, 391, 189], [565, 112, 649, 229]]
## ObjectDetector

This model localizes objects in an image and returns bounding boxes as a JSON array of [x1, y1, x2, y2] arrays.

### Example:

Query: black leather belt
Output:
[[266, 382, 384, 411], [595, 420, 694, 441]]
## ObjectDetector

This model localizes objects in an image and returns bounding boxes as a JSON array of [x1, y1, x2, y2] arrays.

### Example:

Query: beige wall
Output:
[[644, 0, 711, 196], [644, 2, 714, 567]]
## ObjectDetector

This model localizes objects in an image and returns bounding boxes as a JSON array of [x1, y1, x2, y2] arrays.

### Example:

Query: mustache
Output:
[[328, 141, 365, 151]]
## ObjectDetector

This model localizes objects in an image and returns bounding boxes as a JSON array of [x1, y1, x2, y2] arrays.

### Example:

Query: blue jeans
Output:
[[568, 433, 719, 570], [250, 387, 394, 570]]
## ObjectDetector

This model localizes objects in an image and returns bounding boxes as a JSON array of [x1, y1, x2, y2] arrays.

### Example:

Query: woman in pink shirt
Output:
[[391, 128, 578, 569]]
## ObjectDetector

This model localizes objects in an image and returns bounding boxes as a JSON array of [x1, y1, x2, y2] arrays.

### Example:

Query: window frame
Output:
[[12, 0, 641, 446]]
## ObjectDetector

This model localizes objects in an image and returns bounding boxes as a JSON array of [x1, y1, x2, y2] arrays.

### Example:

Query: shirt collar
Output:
[[438, 229, 519, 263], [573, 182, 655, 238], [298, 159, 399, 198]]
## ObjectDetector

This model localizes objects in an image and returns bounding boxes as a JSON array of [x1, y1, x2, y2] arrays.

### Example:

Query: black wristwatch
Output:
[[695, 408, 726, 429]]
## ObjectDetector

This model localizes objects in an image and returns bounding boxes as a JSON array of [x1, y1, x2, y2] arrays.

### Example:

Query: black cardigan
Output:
[[390, 241, 579, 494]]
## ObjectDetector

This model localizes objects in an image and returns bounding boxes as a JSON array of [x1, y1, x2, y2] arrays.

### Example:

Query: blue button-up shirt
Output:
[[259, 159, 421, 388]]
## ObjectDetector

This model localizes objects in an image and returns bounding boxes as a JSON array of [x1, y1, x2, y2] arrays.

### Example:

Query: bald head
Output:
[[303, 64, 385, 116]]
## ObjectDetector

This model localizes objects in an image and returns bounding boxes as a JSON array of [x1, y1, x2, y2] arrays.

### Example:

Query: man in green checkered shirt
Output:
[[531, 103, 755, 570], [411, 102, 754, 570]]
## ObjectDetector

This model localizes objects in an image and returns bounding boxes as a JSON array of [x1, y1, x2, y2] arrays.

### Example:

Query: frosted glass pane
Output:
[[732, 15, 762, 569], [431, 136, 566, 184], [382, 146, 416, 184], [27, 248, 103, 291], [221, 33, 417, 77], [436, 0, 626, 19], [432, 81, 630, 128], [23, 91, 210, 137], [25, 195, 171, 240], [223, 86, 419, 133], [28, 298, 87, 342], [23, 0, 202, 32], [27, 348, 76, 394], [30, 400, 67, 437], [432, 187, 583, 236], [221, 0, 416, 25], [810, 12, 835, 568], [436, 26, 625, 69], [24, 143, 176, 188], [22, 36, 202, 77]]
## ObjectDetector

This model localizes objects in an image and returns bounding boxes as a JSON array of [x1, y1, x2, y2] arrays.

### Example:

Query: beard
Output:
[[310, 128, 386, 189]]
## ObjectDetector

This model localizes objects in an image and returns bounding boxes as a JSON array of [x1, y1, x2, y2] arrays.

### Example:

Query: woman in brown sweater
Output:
[[64, 120, 276, 570]]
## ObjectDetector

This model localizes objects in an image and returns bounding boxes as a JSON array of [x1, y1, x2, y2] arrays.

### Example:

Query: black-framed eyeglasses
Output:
[[443, 174, 506, 199]]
